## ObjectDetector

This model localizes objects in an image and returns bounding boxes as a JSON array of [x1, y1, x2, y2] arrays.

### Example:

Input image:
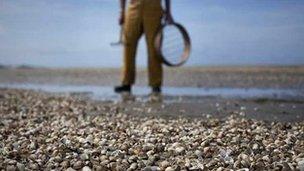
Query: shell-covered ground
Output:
[[0, 89, 303, 171]]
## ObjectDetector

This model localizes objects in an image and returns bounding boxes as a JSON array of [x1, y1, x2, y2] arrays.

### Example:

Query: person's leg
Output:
[[121, 3, 143, 87], [143, 1, 163, 90]]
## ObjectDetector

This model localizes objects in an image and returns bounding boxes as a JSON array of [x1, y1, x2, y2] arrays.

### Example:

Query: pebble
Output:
[[175, 147, 185, 154], [6, 165, 16, 171], [29, 163, 39, 170], [195, 150, 203, 158], [129, 163, 137, 170], [165, 167, 175, 171], [29, 141, 36, 150], [16, 163, 25, 171], [143, 166, 160, 171], [73, 161, 83, 170], [236, 169, 249, 171], [160, 160, 170, 169], [252, 143, 259, 150], [298, 158, 304, 171], [82, 166, 92, 171], [66, 167, 76, 171], [262, 155, 270, 162], [80, 153, 90, 160]]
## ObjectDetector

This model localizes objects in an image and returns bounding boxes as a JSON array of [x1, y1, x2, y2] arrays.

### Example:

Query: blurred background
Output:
[[0, 0, 304, 68]]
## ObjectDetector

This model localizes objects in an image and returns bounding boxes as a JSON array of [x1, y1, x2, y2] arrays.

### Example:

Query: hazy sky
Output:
[[0, 0, 304, 67]]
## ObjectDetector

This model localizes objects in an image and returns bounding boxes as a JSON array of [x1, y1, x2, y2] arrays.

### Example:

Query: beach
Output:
[[0, 66, 304, 170], [1, 66, 304, 89]]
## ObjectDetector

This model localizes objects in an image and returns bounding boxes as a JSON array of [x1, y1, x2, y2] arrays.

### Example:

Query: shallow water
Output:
[[1, 83, 303, 102]]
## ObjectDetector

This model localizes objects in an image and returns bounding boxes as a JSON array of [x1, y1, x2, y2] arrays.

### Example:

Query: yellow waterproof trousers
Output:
[[122, 0, 163, 87]]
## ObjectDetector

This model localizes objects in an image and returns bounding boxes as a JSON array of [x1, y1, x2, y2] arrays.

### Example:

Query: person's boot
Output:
[[114, 85, 131, 93], [152, 86, 161, 93], [149, 86, 162, 102]]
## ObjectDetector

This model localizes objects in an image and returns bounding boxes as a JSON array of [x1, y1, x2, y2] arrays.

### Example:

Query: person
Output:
[[114, 0, 173, 95]]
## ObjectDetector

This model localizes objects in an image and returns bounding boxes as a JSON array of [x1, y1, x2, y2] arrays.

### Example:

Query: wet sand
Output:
[[0, 66, 303, 122], [1, 66, 304, 88]]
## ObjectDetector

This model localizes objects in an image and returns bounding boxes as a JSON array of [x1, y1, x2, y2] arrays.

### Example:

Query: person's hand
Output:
[[165, 11, 174, 24], [119, 11, 125, 25]]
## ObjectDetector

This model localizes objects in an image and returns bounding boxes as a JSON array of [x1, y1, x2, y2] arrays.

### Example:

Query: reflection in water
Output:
[[0, 83, 303, 102]]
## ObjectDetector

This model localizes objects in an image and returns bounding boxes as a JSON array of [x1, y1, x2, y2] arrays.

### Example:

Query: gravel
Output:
[[0, 89, 303, 170]]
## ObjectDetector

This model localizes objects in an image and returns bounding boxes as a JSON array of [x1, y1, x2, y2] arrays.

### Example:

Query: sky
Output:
[[0, 0, 304, 68]]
